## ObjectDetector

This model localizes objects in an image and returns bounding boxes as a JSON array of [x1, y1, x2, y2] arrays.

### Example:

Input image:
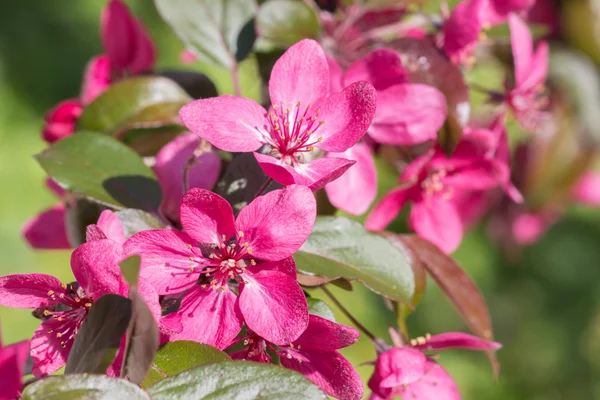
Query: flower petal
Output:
[[169, 286, 242, 350], [154, 133, 221, 222], [124, 229, 203, 295], [409, 198, 463, 254], [344, 48, 408, 90], [180, 188, 236, 245], [413, 332, 502, 352], [95, 210, 126, 244], [327, 56, 344, 93], [80, 55, 111, 105], [282, 349, 363, 400], [235, 185, 316, 261], [365, 186, 413, 231], [22, 204, 70, 249], [269, 39, 329, 106], [128, 18, 156, 75], [370, 84, 447, 145], [397, 361, 461, 400], [42, 100, 82, 143], [368, 347, 427, 396], [179, 96, 268, 152], [313, 81, 377, 152], [573, 171, 600, 207], [30, 321, 70, 376], [0, 274, 65, 308], [325, 143, 377, 215], [511, 211, 549, 245], [0, 340, 29, 399], [71, 239, 124, 298], [294, 315, 359, 351], [239, 270, 308, 345], [509, 14, 534, 88], [442, 0, 485, 64], [444, 160, 509, 191]]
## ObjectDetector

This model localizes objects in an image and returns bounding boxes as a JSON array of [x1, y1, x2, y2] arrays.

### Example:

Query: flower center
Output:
[[240, 333, 306, 365], [261, 102, 325, 161], [421, 168, 452, 199]]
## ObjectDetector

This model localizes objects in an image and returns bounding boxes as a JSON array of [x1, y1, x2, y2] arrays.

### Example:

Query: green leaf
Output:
[[120, 255, 141, 288], [147, 361, 326, 399], [154, 0, 257, 68], [114, 209, 164, 239], [22, 374, 150, 400], [65, 294, 132, 375], [142, 341, 230, 388], [35, 132, 163, 211], [294, 216, 415, 303], [77, 76, 191, 136], [307, 298, 336, 322], [256, 0, 321, 48]]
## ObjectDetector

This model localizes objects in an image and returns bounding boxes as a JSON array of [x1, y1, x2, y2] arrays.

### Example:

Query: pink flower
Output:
[[125, 185, 316, 348], [0, 334, 29, 400], [368, 332, 501, 400], [179, 39, 377, 190], [231, 315, 363, 400], [101, 0, 156, 77], [85, 210, 127, 244], [480, 0, 536, 26], [0, 239, 160, 376], [153, 133, 221, 223], [366, 141, 508, 253], [180, 49, 197, 65], [506, 14, 549, 130], [442, 0, 486, 65], [572, 171, 600, 207]]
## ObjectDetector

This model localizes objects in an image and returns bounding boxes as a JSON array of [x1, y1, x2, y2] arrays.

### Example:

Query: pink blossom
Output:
[[101, 0, 156, 77], [179, 39, 377, 190], [442, 0, 486, 65], [506, 14, 549, 131], [368, 333, 501, 400], [153, 133, 221, 223], [0, 334, 29, 400], [0, 239, 160, 376], [231, 315, 363, 400], [180, 49, 197, 65], [366, 141, 509, 253], [125, 185, 316, 348], [572, 171, 600, 207], [85, 210, 127, 244], [480, 0, 536, 26]]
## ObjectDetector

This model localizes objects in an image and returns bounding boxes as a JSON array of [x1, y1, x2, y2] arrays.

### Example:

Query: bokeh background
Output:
[[2, 1, 600, 399]]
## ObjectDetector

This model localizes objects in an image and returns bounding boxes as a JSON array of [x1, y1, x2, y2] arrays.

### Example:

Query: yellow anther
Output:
[[250, 259, 256, 266], [296, 101, 301, 107], [425, 333, 431, 340], [317, 137, 323, 143], [410, 339, 418, 346], [56, 332, 62, 338], [59, 293, 65, 299], [286, 354, 292, 359], [189, 267, 195, 273], [47, 290, 54, 296], [244, 339, 249, 345], [297, 359, 302, 363], [47, 329, 53, 334], [416, 336, 426, 345], [238, 231, 244, 238], [75, 298, 80, 302], [85, 303, 92, 308], [247, 247, 253, 254], [57, 317, 64, 322], [201, 284, 207, 289], [61, 342, 66, 348], [221, 234, 227, 241], [186, 244, 192, 249], [297, 345, 301, 350], [43, 310, 51, 317], [62, 283, 67, 289]]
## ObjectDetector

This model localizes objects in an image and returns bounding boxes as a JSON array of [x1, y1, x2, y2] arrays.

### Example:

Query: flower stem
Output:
[[231, 62, 242, 97], [254, 177, 273, 198], [321, 285, 378, 342]]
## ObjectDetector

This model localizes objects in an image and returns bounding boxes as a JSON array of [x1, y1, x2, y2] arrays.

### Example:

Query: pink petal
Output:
[[512, 212, 548, 245], [325, 143, 377, 215], [70, 239, 124, 298], [344, 48, 409, 90], [22, 204, 70, 249], [327, 56, 344, 93], [413, 332, 502, 352], [239, 269, 308, 345], [235, 185, 316, 261], [154, 133, 221, 222], [124, 229, 203, 295], [481, 0, 535, 26], [30, 321, 70, 376], [0, 274, 65, 308], [409, 198, 463, 254], [443, 160, 509, 191], [128, 18, 156, 75], [294, 315, 359, 351], [80, 55, 111, 105], [180, 49, 197, 65], [254, 153, 356, 191], [179, 96, 267, 152], [46, 178, 66, 198], [251, 256, 297, 278], [398, 361, 461, 400], [443, 0, 485, 64], [365, 186, 413, 231], [282, 349, 363, 400], [269, 39, 329, 106], [313, 81, 377, 152], [96, 210, 126, 244], [368, 347, 427, 397], [519, 41, 549, 92], [86, 225, 107, 242], [180, 188, 236, 245], [509, 14, 534, 89], [0, 340, 29, 399], [573, 171, 600, 207], [169, 285, 242, 350], [42, 100, 82, 144], [370, 84, 447, 145]]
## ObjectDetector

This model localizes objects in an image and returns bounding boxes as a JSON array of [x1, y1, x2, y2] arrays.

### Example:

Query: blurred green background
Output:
[[2, 1, 600, 399]]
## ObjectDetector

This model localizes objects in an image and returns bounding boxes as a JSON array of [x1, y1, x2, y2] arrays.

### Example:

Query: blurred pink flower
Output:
[[442, 0, 486, 65], [0, 334, 29, 400], [480, 0, 536, 26]]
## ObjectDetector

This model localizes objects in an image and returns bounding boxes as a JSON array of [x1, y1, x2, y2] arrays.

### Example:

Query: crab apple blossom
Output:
[[125, 185, 316, 348], [480, 0, 536, 26], [179, 39, 377, 190], [506, 14, 549, 131], [369, 332, 501, 400], [0, 334, 29, 400], [442, 0, 486, 66], [231, 315, 363, 400], [0, 239, 160, 376], [366, 141, 509, 253]]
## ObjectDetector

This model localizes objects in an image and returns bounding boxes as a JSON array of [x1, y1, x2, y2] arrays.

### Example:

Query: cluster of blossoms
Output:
[[4, 0, 596, 398]]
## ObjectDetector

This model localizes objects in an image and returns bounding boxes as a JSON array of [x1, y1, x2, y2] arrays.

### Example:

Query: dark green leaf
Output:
[[64, 198, 106, 247], [35, 132, 163, 211], [22, 375, 149, 400], [154, 0, 257, 67], [257, 0, 321, 48], [159, 70, 219, 99], [307, 298, 336, 322], [114, 209, 164, 239], [65, 294, 132, 375], [294, 216, 415, 303], [142, 341, 230, 388], [147, 361, 326, 399]]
